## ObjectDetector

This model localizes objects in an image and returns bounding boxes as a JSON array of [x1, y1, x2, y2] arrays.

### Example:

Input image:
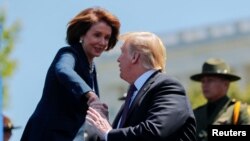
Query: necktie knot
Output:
[[127, 84, 136, 97]]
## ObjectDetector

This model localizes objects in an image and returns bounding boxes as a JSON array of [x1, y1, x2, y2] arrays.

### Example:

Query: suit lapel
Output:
[[112, 70, 161, 128], [112, 104, 124, 127], [125, 71, 160, 124]]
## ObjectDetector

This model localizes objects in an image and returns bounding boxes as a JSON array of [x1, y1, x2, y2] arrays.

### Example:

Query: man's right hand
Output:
[[86, 107, 112, 140]]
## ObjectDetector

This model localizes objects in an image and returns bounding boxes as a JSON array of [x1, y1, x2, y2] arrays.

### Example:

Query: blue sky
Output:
[[2, 0, 250, 140]]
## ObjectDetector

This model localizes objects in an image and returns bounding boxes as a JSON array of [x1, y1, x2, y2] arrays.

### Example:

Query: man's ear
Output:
[[131, 52, 140, 64]]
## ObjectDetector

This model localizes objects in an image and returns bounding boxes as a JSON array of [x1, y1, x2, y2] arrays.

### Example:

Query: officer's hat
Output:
[[190, 58, 241, 82], [3, 115, 21, 132]]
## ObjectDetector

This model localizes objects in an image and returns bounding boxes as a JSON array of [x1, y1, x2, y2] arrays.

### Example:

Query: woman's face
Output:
[[81, 21, 112, 61]]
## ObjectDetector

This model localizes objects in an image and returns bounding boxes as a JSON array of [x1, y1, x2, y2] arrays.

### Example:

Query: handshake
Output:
[[86, 92, 113, 140]]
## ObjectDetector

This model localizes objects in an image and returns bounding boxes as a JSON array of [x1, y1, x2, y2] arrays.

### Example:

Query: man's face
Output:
[[117, 42, 134, 82], [201, 75, 229, 102]]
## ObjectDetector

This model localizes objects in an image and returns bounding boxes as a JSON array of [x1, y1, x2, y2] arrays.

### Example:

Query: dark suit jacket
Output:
[[110, 71, 196, 141], [21, 43, 99, 141]]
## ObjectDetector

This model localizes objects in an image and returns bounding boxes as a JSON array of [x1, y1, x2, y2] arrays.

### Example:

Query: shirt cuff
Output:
[[105, 130, 110, 141]]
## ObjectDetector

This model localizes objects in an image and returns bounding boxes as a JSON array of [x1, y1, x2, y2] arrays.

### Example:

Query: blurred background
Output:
[[1, 0, 250, 140]]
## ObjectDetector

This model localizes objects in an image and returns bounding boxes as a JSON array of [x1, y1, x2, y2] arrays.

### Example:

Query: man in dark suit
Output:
[[86, 32, 196, 141]]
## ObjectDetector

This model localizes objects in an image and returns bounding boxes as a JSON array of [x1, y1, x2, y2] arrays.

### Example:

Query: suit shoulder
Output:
[[157, 73, 182, 84], [57, 46, 76, 54], [154, 73, 186, 92], [53, 46, 78, 59], [49, 46, 77, 65]]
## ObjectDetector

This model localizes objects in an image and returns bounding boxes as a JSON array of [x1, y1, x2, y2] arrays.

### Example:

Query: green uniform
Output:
[[194, 96, 250, 141]]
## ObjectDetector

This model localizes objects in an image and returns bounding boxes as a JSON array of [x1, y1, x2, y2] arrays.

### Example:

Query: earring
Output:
[[79, 39, 83, 43]]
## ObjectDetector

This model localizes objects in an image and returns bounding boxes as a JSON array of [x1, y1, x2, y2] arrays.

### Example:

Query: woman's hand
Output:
[[86, 91, 99, 105], [86, 91, 109, 119], [89, 101, 109, 119]]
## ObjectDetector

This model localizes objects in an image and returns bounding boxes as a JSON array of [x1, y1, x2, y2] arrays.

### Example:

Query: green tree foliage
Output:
[[187, 82, 206, 109], [228, 83, 250, 104], [0, 8, 21, 108]]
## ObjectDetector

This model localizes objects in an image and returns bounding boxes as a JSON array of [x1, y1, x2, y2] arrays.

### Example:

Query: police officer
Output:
[[3, 115, 20, 141], [190, 58, 250, 141]]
